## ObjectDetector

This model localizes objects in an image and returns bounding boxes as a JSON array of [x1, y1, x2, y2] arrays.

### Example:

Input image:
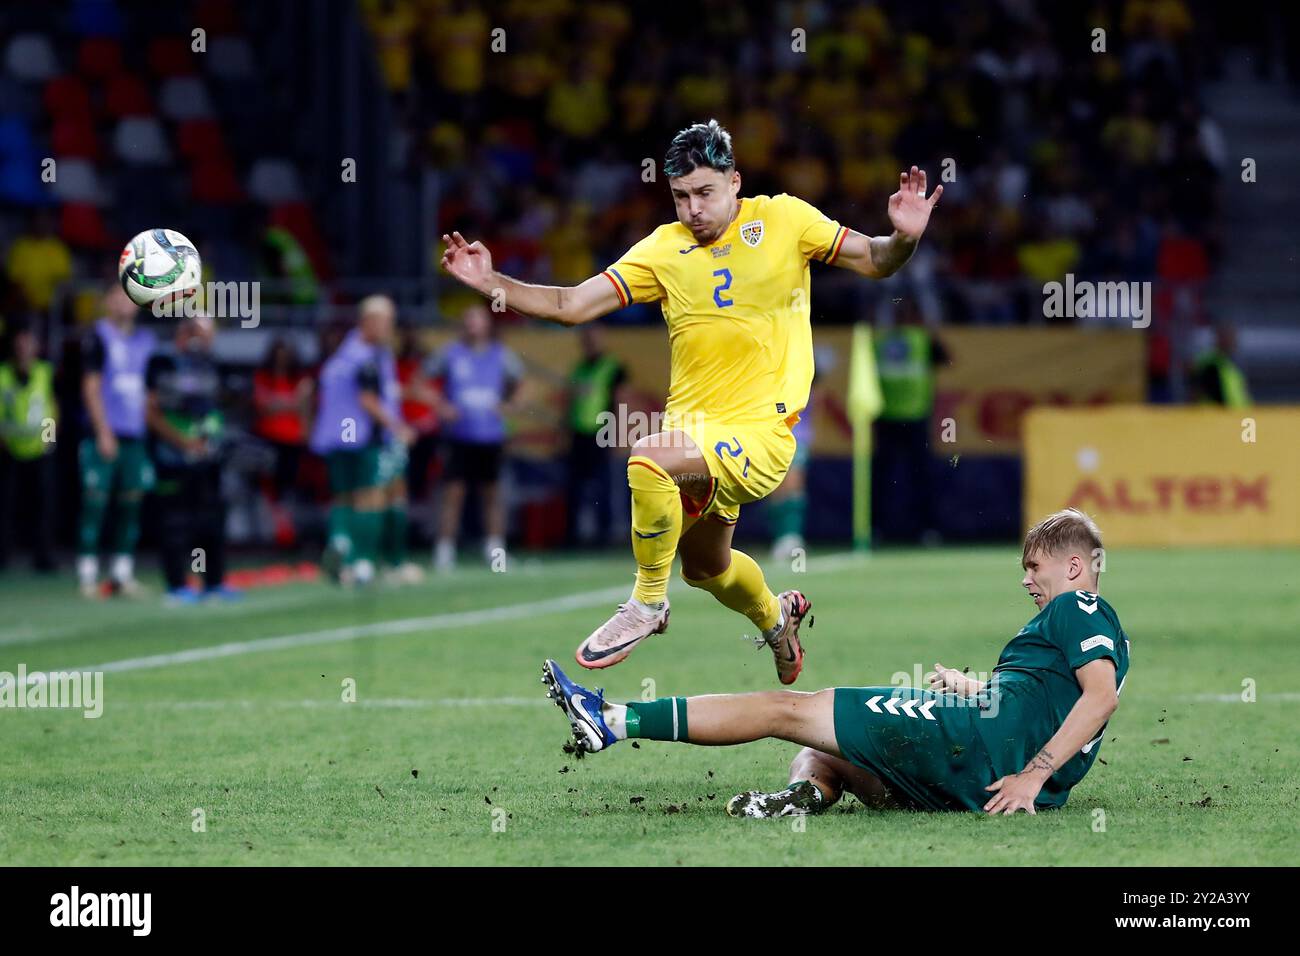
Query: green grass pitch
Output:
[[0, 546, 1296, 866]]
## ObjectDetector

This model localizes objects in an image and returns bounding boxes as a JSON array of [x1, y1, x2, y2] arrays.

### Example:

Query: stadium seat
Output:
[[104, 74, 154, 118], [50, 157, 107, 204], [76, 37, 123, 80], [0, 115, 36, 158], [206, 36, 255, 79], [269, 202, 333, 279], [50, 117, 102, 160], [194, 0, 241, 36], [190, 155, 244, 204], [42, 75, 93, 119], [59, 202, 114, 249], [176, 118, 228, 160], [158, 75, 215, 121], [147, 36, 198, 77], [248, 159, 305, 204], [70, 0, 124, 38], [4, 33, 60, 82], [112, 116, 172, 165], [0, 156, 47, 206]]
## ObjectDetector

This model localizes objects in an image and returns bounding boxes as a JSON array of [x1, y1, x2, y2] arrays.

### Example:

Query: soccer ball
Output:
[[117, 228, 202, 308]]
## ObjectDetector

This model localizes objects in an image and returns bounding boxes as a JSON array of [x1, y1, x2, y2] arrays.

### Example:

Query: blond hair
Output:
[[1022, 508, 1103, 571]]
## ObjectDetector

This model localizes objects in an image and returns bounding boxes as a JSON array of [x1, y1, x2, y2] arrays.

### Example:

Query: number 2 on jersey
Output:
[[714, 435, 751, 479], [712, 268, 734, 308]]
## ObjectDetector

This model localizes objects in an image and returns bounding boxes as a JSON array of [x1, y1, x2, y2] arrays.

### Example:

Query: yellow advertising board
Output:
[[1023, 407, 1300, 546]]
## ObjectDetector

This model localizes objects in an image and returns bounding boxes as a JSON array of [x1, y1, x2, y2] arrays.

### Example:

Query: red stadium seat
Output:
[[176, 118, 228, 160], [43, 76, 93, 119], [50, 117, 101, 160], [147, 36, 197, 76], [190, 156, 244, 204], [104, 74, 154, 118], [76, 37, 123, 80], [194, 0, 240, 36], [60, 202, 114, 249], [269, 202, 334, 280]]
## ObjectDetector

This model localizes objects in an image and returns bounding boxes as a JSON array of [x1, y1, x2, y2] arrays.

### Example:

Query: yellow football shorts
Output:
[[670, 413, 798, 525]]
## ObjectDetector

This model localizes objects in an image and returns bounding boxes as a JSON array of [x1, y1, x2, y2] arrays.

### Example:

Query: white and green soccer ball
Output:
[[117, 228, 202, 308]]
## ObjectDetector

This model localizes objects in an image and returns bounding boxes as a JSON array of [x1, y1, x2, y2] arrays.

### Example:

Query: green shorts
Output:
[[376, 440, 409, 487], [79, 437, 155, 496], [326, 446, 382, 494], [833, 677, 1063, 812], [833, 685, 999, 812]]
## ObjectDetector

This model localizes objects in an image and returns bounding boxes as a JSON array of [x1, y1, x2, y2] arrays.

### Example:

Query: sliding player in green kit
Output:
[[542, 509, 1129, 815]]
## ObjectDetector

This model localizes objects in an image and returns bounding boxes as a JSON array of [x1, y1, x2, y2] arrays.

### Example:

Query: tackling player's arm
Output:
[[440, 231, 621, 327], [983, 659, 1119, 815], [829, 166, 943, 279]]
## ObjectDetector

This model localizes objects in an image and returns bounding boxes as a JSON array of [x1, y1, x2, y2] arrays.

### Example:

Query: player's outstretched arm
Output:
[[983, 659, 1119, 815], [831, 166, 942, 279], [440, 231, 621, 327]]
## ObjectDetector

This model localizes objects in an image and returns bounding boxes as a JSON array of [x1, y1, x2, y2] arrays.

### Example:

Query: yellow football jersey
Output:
[[601, 193, 846, 426]]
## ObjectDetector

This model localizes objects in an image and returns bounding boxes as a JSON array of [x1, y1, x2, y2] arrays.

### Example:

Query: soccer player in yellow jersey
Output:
[[440, 120, 942, 683]]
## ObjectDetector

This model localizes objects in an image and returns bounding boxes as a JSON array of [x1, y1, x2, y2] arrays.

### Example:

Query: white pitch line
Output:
[[11, 585, 630, 685], [137, 696, 549, 710], [4, 550, 874, 686]]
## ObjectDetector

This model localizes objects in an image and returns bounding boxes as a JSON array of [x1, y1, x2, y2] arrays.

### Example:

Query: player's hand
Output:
[[887, 166, 942, 242], [395, 423, 416, 447], [96, 431, 119, 462], [440, 231, 494, 293], [929, 661, 973, 697], [983, 772, 1044, 815]]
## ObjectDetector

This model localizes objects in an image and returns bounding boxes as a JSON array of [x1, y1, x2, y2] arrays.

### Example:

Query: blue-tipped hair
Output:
[[663, 119, 734, 178]]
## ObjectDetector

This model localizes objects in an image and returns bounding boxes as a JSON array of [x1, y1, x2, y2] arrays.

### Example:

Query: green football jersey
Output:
[[985, 590, 1130, 802]]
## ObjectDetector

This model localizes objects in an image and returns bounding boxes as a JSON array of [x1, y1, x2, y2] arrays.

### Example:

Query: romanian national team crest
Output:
[[740, 219, 764, 247]]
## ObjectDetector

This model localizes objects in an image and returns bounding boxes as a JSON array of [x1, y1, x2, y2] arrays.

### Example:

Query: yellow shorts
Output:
[[671, 414, 798, 525]]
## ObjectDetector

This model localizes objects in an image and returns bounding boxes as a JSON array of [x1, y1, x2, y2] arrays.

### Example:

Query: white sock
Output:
[[110, 554, 134, 583], [352, 559, 375, 584], [77, 555, 99, 586], [762, 610, 785, 642], [435, 539, 455, 566], [484, 535, 505, 558], [602, 700, 629, 740]]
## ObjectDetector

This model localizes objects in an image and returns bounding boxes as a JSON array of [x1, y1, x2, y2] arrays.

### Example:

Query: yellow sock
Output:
[[627, 456, 681, 604], [683, 548, 781, 630]]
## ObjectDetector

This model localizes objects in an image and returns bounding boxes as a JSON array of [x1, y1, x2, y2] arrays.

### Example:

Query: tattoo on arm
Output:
[[554, 287, 565, 312], [1027, 749, 1056, 775], [868, 234, 918, 277]]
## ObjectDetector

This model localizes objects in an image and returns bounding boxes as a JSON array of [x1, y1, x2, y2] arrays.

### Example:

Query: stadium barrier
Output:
[[1023, 406, 1300, 546]]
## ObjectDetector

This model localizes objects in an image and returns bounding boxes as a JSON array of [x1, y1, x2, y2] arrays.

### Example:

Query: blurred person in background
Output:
[[427, 303, 523, 572], [375, 304, 422, 584], [1192, 325, 1251, 408], [873, 304, 950, 545], [77, 285, 156, 598], [146, 315, 238, 605], [5, 210, 71, 319], [395, 323, 441, 505], [565, 322, 626, 549], [0, 321, 57, 573], [253, 337, 312, 547], [309, 297, 412, 587]]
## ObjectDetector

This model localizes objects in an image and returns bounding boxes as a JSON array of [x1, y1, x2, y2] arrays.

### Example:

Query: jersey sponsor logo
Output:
[[1080, 634, 1115, 653], [740, 220, 764, 247], [711, 243, 731, 258]]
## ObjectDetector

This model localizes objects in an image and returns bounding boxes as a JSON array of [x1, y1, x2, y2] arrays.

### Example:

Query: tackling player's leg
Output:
[[543, 658, 838, 754], [727, 747, 901, 818]]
